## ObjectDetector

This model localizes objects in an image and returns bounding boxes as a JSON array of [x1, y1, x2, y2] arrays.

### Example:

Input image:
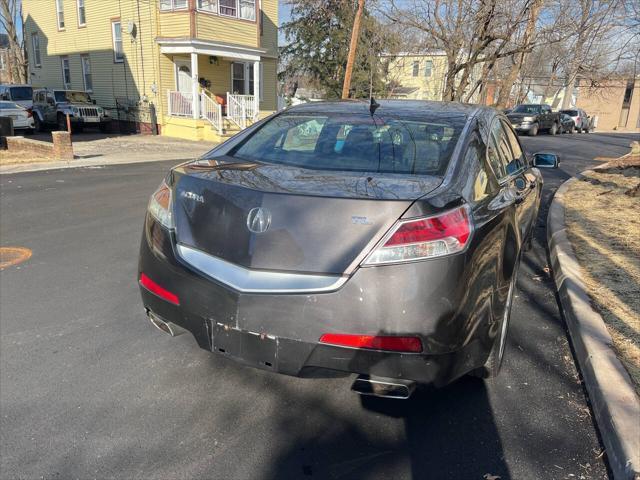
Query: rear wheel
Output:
[[33, 115, 44, 133], [528, 123, 539, 136], [471, 264, 519, 379]]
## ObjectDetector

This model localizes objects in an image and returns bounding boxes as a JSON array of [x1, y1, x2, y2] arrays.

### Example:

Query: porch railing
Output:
[[167, 90, 258, 133], [167, 90, 193, 117], [226, 93, 247, 129], [200, 90, 223, 135]]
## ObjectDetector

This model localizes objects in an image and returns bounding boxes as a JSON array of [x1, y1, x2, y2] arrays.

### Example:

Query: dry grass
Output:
[[565, 167, 640, 393]]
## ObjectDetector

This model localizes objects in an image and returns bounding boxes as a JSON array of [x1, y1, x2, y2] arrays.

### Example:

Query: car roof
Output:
[[284, 99, 487, 118]]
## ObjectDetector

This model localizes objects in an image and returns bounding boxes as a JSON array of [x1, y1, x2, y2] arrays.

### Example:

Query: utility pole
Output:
[[341, 0, 365, 99]]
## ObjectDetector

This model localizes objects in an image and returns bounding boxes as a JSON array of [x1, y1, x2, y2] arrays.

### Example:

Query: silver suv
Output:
[[32, 89, 111, 133]]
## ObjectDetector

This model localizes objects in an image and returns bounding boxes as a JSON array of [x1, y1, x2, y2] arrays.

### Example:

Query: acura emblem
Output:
[[246, 207, 271, 233]]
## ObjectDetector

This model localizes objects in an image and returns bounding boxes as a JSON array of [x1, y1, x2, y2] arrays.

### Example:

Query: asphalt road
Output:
[[1, 131, 637, 480]]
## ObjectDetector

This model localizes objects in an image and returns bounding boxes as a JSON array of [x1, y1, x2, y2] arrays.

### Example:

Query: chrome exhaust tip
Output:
[[147, 311, 186, 337], [351, 375, 416, 400]]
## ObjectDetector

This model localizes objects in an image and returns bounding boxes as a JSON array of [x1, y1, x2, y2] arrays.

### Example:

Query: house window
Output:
[[198, 0, 217, 12], [219, 0, 237, 16], [232, 62, 245, 94], [112, 21, 124, 63], [31, 33, 41, 67], [160, 0, 187, 10], [424, 60, 432, 77], [239, 0, 255, 20], [412, 61, 419, 77], [232, 62, 263, 100], [56, 0, 65, 29], [61, 56, 71, 88], [77, 0, 86, 26], [81, 54, 93, 92]]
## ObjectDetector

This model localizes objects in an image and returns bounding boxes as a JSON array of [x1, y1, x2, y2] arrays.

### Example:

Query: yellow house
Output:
[[22, 0, 279, 142], [382, 52, 448, 101]]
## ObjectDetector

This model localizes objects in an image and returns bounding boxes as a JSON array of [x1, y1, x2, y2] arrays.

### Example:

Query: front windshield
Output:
[[0, 102, 21, 110], [229, 112, 467, 176], [9, 87, 32, 101], [513, 105, 541, 114], [54, 91, 92, 103]]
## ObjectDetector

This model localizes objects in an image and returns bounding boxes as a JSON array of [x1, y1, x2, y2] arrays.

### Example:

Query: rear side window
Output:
[[501, 120, 525, 173], [231, 112, 467, 176], [563, 110, 578, 116], [9, 87, 32, 101]]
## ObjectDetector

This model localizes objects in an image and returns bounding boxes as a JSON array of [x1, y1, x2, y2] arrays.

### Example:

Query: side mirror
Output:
[[532, 152, 559, 169], [47, 98, 55, 105], [92, 99, 97, 105]]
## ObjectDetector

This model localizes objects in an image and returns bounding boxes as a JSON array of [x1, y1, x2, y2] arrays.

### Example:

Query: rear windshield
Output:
[[229, 112, 467, 176], [513, 105, 541, 114], [0, 102, 21, 109], [561, 110, 578, 116], [9, 87, 32, 101]]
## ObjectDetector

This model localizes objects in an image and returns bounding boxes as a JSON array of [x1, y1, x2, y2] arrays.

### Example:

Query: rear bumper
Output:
[[138, 214, 504, 385]]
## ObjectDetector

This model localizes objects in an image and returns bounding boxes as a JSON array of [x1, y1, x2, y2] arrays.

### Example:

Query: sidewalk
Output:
[[1, 134, 218, 174]]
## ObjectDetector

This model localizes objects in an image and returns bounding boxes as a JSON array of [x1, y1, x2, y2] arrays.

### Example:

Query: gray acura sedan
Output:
[[138, 100, 555, 399]]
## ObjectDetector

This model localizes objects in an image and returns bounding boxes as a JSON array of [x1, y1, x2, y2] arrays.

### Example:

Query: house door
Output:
[[175, 59, 192, 94]]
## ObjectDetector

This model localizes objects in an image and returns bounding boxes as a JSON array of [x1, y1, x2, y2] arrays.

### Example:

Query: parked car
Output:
[[506, 104, 561, 136], [560, 108, 590, 133], [32, 88, 111, 133], [0, 101, 35, 134], [0, 84, 34, 110], [138, 100, 559, 398], [559, 113, 576, 134]]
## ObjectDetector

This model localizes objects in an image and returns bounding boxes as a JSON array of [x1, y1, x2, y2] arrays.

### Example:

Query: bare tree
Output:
[[380, 0, 541, 101], [558, 0, 624, 108], [0, 0, 27, 84]]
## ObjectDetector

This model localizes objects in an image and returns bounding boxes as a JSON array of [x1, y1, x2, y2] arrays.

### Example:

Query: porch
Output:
[[157, 38, 274, 141]]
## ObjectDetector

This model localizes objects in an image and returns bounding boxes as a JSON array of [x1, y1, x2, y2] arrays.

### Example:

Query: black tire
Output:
[[24, 128, 34, 136], [33, 115, 44, 133], [471, 262, 519, 379], [569, 125, 575, 134], [528, 123, 539, 136], [99, 122, 111, 133], [549, 122, 558, 135], [57, 114, 67, 132]]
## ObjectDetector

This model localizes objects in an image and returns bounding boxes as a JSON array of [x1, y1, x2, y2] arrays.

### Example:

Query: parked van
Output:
[[0, 84, 34, 109]]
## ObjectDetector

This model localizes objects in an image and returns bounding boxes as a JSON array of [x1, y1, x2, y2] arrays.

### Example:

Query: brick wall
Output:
[[5, 132, 74, 160]]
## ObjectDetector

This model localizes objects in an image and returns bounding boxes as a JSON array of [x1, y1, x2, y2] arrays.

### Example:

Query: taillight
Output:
[[139, 273, 180, 305], [148, 180, 173, 229], [363, 205, 472, 265], [319, 333, 423, 353], [26, 108, 33, 118]]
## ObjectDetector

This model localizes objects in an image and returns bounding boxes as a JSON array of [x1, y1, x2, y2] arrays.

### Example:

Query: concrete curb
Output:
[[548, 172, 640, 480], [0, 155, 194, 174]]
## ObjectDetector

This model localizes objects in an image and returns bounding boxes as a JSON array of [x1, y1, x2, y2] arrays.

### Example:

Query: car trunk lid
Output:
[[172, 159, 442, 275]]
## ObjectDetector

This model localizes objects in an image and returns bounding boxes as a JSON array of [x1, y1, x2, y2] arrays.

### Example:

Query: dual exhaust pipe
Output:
[[148, 311, 416, 399]]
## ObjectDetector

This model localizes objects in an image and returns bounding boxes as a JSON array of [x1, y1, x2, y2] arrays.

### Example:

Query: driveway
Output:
[[0, 132, 635, 479], [30, 131, 217, 162]]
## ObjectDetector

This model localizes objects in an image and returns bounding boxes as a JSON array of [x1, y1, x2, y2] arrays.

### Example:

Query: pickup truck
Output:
[[506, 104, 561, 136]]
